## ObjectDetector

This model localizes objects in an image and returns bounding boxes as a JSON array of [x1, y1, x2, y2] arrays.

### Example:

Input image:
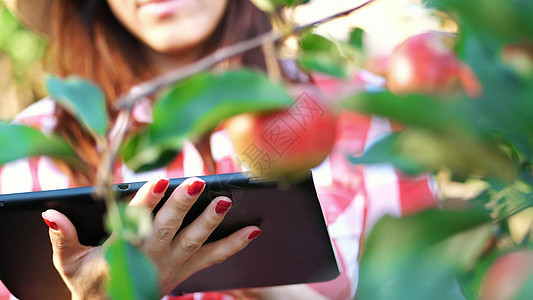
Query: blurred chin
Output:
[[143, 27, 209, 53]]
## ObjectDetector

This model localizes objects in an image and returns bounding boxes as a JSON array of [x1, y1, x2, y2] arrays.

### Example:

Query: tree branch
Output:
[[293, 0, 377, 31]]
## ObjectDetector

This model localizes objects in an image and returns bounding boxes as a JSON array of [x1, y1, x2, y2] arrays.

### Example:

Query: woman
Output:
[[1, 0, 438, 299]]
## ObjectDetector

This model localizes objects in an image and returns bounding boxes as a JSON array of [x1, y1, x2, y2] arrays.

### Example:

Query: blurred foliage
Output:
[[0, 3, 45, 79], [0, 3, 46, 120], [349, 0, 533, 299], [358, 208, 492, 300]]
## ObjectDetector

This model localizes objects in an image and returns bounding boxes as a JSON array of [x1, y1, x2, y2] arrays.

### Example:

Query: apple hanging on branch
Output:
[[386, 31, 482, 98], [224, 85, 337, 180]]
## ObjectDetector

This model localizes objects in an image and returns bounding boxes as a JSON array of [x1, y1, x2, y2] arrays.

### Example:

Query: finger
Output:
[[171, 196, 233, 261], [142, 177, 205, 255], [129, 177, 170, 211], [42, 209, 89, 278], [175, 226, 262, 283]]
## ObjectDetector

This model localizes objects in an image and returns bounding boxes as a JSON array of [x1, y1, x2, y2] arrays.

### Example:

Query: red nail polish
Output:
[[187, 180, 205, 196], [247, 230, 263, 241], [42, 215, 58, 231], [152, 178, 170, 194], [215, 200, 232, 215]]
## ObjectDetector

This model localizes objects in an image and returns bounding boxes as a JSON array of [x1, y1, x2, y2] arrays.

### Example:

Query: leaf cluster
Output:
[[349, 0, 533, 299]]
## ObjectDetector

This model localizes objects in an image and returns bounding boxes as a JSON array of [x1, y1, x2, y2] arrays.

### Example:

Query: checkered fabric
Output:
[[0, 72, 437, 300]]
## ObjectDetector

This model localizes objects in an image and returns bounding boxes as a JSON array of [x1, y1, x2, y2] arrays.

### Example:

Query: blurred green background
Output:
[[0, 2, 46, 121]]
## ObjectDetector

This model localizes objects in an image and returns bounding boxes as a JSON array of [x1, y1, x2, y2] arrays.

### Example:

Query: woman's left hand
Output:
[[42, 177, 262, 299]]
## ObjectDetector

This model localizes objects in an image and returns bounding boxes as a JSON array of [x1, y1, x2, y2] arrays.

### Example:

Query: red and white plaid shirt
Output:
[[0, 72, 438, 300]]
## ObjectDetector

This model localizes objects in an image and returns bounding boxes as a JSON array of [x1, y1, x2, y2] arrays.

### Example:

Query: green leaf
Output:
[[105, 237, 159, 300], [454, 28, 533, 157], [349, 27, 364, 50], [401, 130, 516, 182], [45, 75, 108, 137], [348, 133, 425, 175], [123, 69, 294, 172], [298, 33, 348, 78], [341, 90, 518, 181], [104, 203, 157, 300], [358, 208, 493, 300], [0, 123, 76, 164], [341, 91, 468, 132]]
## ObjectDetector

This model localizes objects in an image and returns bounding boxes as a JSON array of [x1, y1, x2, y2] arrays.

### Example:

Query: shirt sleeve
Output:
[[0, 98, 70, 194]]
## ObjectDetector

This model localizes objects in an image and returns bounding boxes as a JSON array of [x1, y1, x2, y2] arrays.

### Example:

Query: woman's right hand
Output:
[[41, 177, 262, 299]]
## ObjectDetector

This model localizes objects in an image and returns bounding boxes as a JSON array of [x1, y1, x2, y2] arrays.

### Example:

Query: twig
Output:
[[116, 0, 377, 110], [95, 110, 131, 197], [293, 0, 376, 31]]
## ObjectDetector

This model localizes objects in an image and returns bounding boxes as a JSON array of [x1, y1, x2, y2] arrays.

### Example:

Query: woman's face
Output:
[[106, 0, 228, 54]]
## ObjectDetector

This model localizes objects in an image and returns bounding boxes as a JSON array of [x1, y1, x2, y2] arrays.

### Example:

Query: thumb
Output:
[[42, 209, 87, 276]]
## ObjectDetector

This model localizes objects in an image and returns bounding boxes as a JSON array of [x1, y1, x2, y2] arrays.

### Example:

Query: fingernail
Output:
[[247, 230, 263, 241], [152, 178, 170, 194], [41, 212, 58, 231], [187, 179, 205, 196], [215, 199, 232, 215]]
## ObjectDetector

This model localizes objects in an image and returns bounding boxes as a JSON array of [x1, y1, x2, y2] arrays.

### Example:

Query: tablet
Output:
[[0, 172, 339, 299]]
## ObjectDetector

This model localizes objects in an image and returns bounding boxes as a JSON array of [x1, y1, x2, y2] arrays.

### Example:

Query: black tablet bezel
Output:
[[0, 172, 339, 299]]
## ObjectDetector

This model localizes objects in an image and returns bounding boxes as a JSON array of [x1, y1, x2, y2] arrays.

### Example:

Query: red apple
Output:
[[223, 88, 337, 179], [479, 250, 533, 300], [386, 31, 482, 98]]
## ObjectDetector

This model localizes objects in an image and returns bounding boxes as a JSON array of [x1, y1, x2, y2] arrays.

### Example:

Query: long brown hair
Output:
[[48, 0, 272, 182]]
